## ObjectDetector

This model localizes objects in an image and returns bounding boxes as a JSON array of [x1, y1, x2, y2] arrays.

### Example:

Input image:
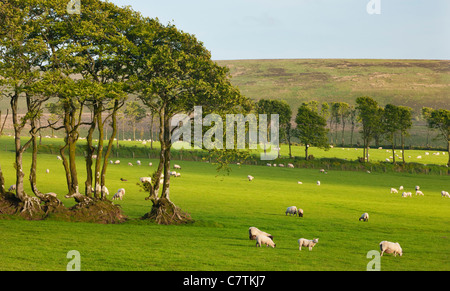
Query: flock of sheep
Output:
[[245, 166, 448, 258]]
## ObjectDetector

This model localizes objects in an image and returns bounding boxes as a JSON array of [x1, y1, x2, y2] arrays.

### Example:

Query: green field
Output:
[[0, 139, 449, 271]]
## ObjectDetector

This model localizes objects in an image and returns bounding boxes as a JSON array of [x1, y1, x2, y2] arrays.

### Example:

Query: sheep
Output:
[[415, 190, 424, 196], [287, 163, 294, 168], [148, 162, 153, 166], [174, 164, 181, 169], [402, 192, 412, 198], [45, 192, 58, 198], [140, 177, 152, 184], [278, 164, 285, 167], [399, 186, 404, 190], [441, 191, 450, 198], [46, 169, 50, 174], [57, 155, 62, 160], [285, 206, 298, 216], [114, 160, 120, 164], [390, 188, 398, 194], [297, 208, 304, 217], [248, 175, 254, 181], [8, 185, 16, 192], [136, 160, 141, 166], [175, 172, 181, 177], [415, 185, 420, 191], [266, 163, 272, 167], [112, 188, 125, 200], [298, 238, 319, 251], [319, 169, 325, 173], [297, 181, 303, 185], [256, 235, 276, 248], [248, 227, 273, 240], [317, 181, 321, 186], [359, 213, 369, 222], [379, 241, 402, 257], [170, 171, 177, 176], [128, 162, 133, 166]]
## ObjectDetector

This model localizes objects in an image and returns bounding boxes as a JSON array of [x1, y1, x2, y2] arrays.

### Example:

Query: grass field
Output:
[[0, 141, 449, 271]]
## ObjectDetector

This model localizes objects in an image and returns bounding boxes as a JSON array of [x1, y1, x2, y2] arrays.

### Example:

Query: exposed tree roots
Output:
[[142, 197, 193, 225], [0, 192, 127, 224]]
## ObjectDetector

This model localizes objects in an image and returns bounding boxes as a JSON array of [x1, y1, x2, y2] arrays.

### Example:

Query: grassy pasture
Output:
[[0, 144, 449, 271]]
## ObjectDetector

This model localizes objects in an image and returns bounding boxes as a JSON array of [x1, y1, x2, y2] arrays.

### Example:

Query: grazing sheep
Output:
[[110, 160, 114, 164], [266, 163, 272, 167], [136, 160, 141, 166], [46, 169, 50, 174], [148, 162, 153, 166], [298, 238, 319, 251], [415, 186, 420, 191], [256, 235, 276, 248], [128, 162, 133, 166], [399, 186, 404, 190], [379, 241, 403, 257], [170, 171, 177, 176], [112, 188, 125, 200], [415, 190, 424, 196], [317, 181, 321, 186], [8, 185, 16, 192], [140, 177, 152, 184], [175, 172, 181, 177], [256, 234, 277, 248], [278, 164, 285, 167], [359, 213, 369, 222], [115, 160, 120, 164], [319, 169, 325, 173], [285, 206, 298, 216], [297, 208, 304, 217], [441, 191, 449, 198], [248, 175, 254, 181], [57, 156, 62, 160], [288, 163, 294, 168], [390, 188, 398, 194], [297, 181, 303, 185], [402, 192, 412, 198], [174, 164, 181, 169], [248, 227, 273, 240]]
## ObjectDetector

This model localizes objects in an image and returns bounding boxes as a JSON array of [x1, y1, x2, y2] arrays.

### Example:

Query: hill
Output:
[[215, 59, 450, 115]]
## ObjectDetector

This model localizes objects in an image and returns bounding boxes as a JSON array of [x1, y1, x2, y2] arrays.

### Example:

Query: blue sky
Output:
[[108, 0, 450, 60]]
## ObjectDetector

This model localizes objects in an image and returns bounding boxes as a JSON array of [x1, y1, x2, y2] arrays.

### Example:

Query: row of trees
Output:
[[0, 0, 250, 223], [255, 97, 450, 166]]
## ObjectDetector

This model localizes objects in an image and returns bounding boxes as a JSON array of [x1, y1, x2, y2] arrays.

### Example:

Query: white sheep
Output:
[[57, 155, 62, 160], [248, 227, 273, 240], [266, 163, 272, 167], [278, 164, 285, 167], [114, 160, 120, 164], [415, 190, 424, 196], [441, 191, 450, 198], [8, 185, 16, 192], [46, 169, 50, 174], [128, 162, 133, 166], [401, 192, 412, 198], [319, 169, 325, 173], [415, 185, 420, 191], [149, 162, 153, 166], [297, 208, 304, 217], [359, 213, 369, 222], [317, 181, 321, 186], [390, 188, 398, 194], [175, 173, 181, 177], [136, 160, 141, 166], [298, 238, 319, 251], [285, 206, 298, 216], [297, 181, 303, 185], [288, 163, 294, 168], [379, 241, 403, 257], [174, 164, 181, 169], [256, 235, 276, 248], [248, 175, 254, 181], [399, 186, 404, 190], [140, 177, 152, 184], [112, 188, 125, 200]]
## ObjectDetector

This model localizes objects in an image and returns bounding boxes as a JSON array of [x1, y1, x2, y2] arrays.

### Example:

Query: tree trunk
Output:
[[305, 144, 309, 161]]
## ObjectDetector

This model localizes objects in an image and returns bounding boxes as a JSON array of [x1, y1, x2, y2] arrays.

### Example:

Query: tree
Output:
[[256, 99, 292, 158], [397, 106, 413, 164], [382, 104, 401, 164], [421, 107, 433, 148], [348, 105, 358, 146], [338, 102, 350, 146], [295, 103, 330, 160], [424, 108, 450, 166], [356, 96, 380, 162], [130, 16, 250, 224], [125, 101, 147, 141]]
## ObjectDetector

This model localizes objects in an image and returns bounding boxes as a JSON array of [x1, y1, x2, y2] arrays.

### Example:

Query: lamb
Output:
[[441, 191, 450, 198], [390, 188, 398, 194], [174, 164, 181, 169], [359, 213, 369, 222], [112, 188, 125, 200], [285, 206, 298, 216], [379, 241, 402, 257], [248, 227, 273, 240], [298, 238, 319, 251], [415, 190, 424, 196], [256, 235, 276, 248], [402, 192, 412, 198], [248, 175, 254, 181]]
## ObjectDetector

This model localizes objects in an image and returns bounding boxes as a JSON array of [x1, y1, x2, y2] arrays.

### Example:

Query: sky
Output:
[[107, 0, 450, 61]]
